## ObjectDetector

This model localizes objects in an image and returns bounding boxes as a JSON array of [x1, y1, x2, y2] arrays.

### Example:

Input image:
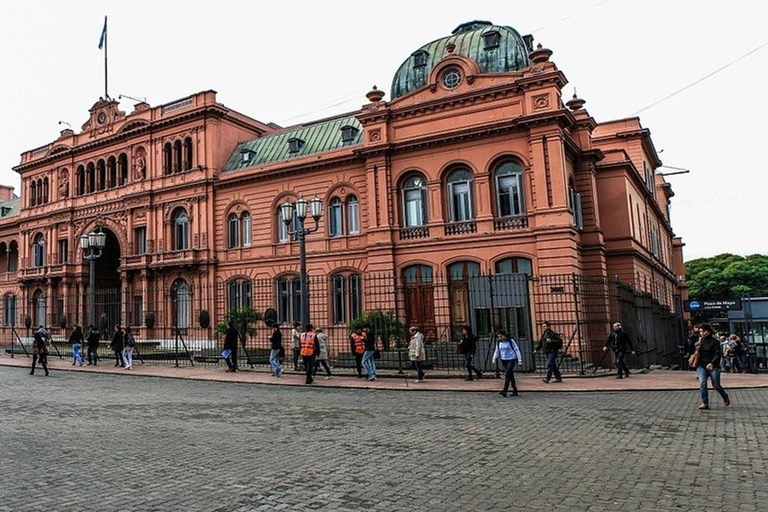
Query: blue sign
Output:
[[689, 301, 701, 311], [684, 299, 742, 312]]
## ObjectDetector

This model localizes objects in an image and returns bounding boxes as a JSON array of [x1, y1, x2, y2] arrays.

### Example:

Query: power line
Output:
[[532, 0, 613, 33], [631, 41, 768, 116], [278, 89, 368, 124]]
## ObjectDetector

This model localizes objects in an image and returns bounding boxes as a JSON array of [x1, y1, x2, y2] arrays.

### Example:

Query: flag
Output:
[[98, 16, 107, 50]]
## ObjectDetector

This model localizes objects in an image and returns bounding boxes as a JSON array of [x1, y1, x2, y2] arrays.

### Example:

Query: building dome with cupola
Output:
[[390, 20, 533, 99]]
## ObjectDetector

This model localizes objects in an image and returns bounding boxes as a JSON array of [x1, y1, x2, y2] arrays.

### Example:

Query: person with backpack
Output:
[[535, 321, 563, 383], [30, 324, 50, 376], [86, 324, 100, 365], [69, 325, 85, 366], [349, 327, 366, 378], [492, 329, 522, 397], [110, 324, 125, 367], [457, 326, 482, 381], [603, 322, 636, 379], [269, 326, 284, 377], [123, 326, 136, 370]]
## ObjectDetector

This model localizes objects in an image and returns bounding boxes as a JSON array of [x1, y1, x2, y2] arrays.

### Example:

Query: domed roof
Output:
[[391, 21, 532, 99]]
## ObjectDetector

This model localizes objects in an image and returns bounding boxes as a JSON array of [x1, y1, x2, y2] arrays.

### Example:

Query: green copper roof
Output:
[[391, 21, 531, 100], [0, 196, 20, 220], [223, 114, 362, 172]]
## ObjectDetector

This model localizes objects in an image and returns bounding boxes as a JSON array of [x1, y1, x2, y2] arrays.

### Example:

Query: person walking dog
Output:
[[492, 329, 522, 397], [692, 323, 731, 410], [535, 321, 563, 383], [603, 322, 636, 379]]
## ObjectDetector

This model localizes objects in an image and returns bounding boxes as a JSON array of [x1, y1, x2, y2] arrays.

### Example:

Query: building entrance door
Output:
[[93, 228, 121, 334]]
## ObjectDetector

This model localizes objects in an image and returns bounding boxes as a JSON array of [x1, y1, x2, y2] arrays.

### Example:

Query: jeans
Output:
[[269, 349, 282, 375], [502, 359, 517, 393], [72, 343, 84, 365], [616, 352, 629, 377], [545, 352, 562, 381], [697, 366, 728, 404], [362, 350, 376, 379], [123, 346, 133, 368], [464, 353, 481, 379], [412, 360, 425, 380]]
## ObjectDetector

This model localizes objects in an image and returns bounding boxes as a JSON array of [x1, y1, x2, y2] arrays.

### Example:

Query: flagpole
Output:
[[104, 16, 108, 99]]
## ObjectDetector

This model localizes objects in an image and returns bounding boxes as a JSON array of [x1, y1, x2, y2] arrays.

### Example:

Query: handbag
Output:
[[688, 347, 700, 368], [221, 349, 232, 359]]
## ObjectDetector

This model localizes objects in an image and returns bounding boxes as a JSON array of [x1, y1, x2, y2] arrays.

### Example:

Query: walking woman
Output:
[[69, 325, 84, 366], [123, 326, 136, 370], [409, 326, 426, 382], [694, 323, 731, 410], [269, 326, 284, 377], [457, 326, 482, 381], [314, 328, 333, 379], [362, 328, 378, 381], [492, 329, 522, 397]]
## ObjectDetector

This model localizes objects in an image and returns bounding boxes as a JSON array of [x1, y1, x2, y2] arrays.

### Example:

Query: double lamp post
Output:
[[280, 196, 323, 329], [80, 229, 106, 329]]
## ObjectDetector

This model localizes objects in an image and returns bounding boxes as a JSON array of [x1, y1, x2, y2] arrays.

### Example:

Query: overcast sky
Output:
[[1, 0, 764, 260]]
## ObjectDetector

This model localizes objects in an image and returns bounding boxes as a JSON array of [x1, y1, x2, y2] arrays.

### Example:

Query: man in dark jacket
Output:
[[110, 325, 125, 367], [30, 325, 50, 376], [86, 324, 101, 365], [535, 321, 563, 383], [603, 322, 636, 379], [695, 323, 730, 410], [223, 320, 239, 372]]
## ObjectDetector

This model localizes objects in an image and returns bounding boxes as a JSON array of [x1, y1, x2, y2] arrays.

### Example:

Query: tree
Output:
[[215, 307, 261, 342], [686, 254, 768, 299], [349, 310, 405, 350]]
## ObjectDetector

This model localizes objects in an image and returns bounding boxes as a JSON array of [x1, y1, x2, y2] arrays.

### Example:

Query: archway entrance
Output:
[[93, 228, 121, 332]]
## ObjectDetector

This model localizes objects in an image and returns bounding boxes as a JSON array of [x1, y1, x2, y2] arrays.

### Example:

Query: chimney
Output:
[[0, 185, 14, 202]]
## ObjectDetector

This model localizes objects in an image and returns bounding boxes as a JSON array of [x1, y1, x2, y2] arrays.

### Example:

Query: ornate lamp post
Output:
[[281, 196, 323, 328], [80, 229, 106, 328]]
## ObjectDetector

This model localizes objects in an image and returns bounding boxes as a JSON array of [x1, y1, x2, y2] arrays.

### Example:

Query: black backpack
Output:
[[125, 333, 136, 348]]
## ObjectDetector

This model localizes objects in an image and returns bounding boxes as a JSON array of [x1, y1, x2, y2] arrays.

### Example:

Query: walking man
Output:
[[30, 324, 51, 376], [223, 320, 238, 372], [408, 326, 426, 382], [694, 323, 731, 410], [603, 322, 636, 379], [291, 322, 302, 371], [313, 328, 333, 379], [111, 324, 125, 367], [300, 324, 319, 385], [535, 321, 563, 383], [349, 327, 366, 378], [86, 324, 100, 365]]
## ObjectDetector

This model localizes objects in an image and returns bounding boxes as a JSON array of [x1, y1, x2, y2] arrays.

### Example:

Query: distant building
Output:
[[0, 21, 686, 359]]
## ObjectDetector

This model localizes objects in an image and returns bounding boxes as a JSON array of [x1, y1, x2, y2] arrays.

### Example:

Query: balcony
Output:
[[399, 226, 430, 240], [444, 221, 477, 236], [151, 249, 201, 268], [494, 215, 528, 231]]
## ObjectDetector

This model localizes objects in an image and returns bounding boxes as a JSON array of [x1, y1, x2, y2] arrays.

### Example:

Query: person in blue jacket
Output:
[[492, 329, 523, 397]]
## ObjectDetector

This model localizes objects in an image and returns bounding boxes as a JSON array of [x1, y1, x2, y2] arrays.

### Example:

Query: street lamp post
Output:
[[80, 230, 106, 328], [281, 196, 323, 328]]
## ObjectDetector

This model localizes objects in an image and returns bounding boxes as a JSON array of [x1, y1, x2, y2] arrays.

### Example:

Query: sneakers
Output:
[[724, 396, 731, 407], [324, 376, 332, 380], [542, 379, 550, 383], [698, 403, 710, 410], [277, 369, 284, 377]]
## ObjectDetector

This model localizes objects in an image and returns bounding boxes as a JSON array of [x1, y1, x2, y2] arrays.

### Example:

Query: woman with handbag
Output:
[[693, 323, 731, 410]]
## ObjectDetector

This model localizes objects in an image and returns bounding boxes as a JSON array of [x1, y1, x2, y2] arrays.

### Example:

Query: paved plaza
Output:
[[1, 366, 767, 511]]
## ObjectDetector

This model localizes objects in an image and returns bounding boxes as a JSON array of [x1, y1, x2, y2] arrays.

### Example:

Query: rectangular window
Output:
[[347, 201, 359, 234], [277, 278, 300, 324], [329, 202, 343, 237], [228, 281, 240, 312], [135, 227, 147, 255], [133, 295, 143, 326], [451, 182, 472, 221], [58, 239, 68, 264], [350, 274, 362, 321], [404, 189, 424, 227], [333, 276, 346, 324], [498, 175, 523, 217], [242, 215, 252, 247], [4, 295, 17, 326], [56, 299, 64, 324], [228, 216, 239, 249]]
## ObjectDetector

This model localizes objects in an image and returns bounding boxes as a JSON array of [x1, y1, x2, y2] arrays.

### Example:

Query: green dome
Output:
[[391, 21, 531, 99]]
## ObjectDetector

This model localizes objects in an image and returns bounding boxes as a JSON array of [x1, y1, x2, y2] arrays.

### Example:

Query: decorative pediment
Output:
[[81, 97, 126, 139]]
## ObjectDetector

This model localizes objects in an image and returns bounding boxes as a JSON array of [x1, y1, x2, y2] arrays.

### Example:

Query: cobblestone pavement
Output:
[[1, 366, 767, 511]]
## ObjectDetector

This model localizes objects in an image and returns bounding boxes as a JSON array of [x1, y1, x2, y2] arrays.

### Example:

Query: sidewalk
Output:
[[2, 354, 767, 392]]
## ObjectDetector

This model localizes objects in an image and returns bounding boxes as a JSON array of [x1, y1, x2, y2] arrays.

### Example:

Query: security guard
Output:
[[349, 328, 366, 378], [300, 324, 320, 385]]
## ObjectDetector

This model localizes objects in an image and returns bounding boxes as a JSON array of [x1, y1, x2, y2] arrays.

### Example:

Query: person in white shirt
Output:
[[492, 329, 523, 397], [408, 326, 427, 381]]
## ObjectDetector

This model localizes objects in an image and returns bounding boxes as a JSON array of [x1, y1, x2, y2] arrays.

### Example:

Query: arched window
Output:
[[228, 213, 239, 249], [346, 195, 359, 234], [447, 168, 474, 222], [30, 181, 37, 207], [402, 174, 428, 227], [76, 165, 85, 196], [276, 275, 301, 324], [3, 294, 17, 326], [33, 233, 45, 267], [33, 289, 46, 327], [227, 279, 252, 312], [332, 273, 363, 324], [448, 261, 481, 335], [171, 279, 190, 328], [97, 159, 106, 191], [163, 143, 173, 175], [173, 140, 182, 173], [328, 197, 343, 237], [402, 264, 435, 339], [172, 208, 189, 250], [42, 178, 49, 203], [241, 212, 252, 247], [183, 137, 193, 171], [277, 207, 299, 243], [87, 162, 95, 193], [495, 161, 525, 217], [7, 241, 18, 273], [495, 257, 533, 276], [118, 153, 128, 185], [107, 156, 117, 188]]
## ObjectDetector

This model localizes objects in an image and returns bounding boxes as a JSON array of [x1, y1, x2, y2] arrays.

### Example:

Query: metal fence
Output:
[[1, 272, 683, 376]]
